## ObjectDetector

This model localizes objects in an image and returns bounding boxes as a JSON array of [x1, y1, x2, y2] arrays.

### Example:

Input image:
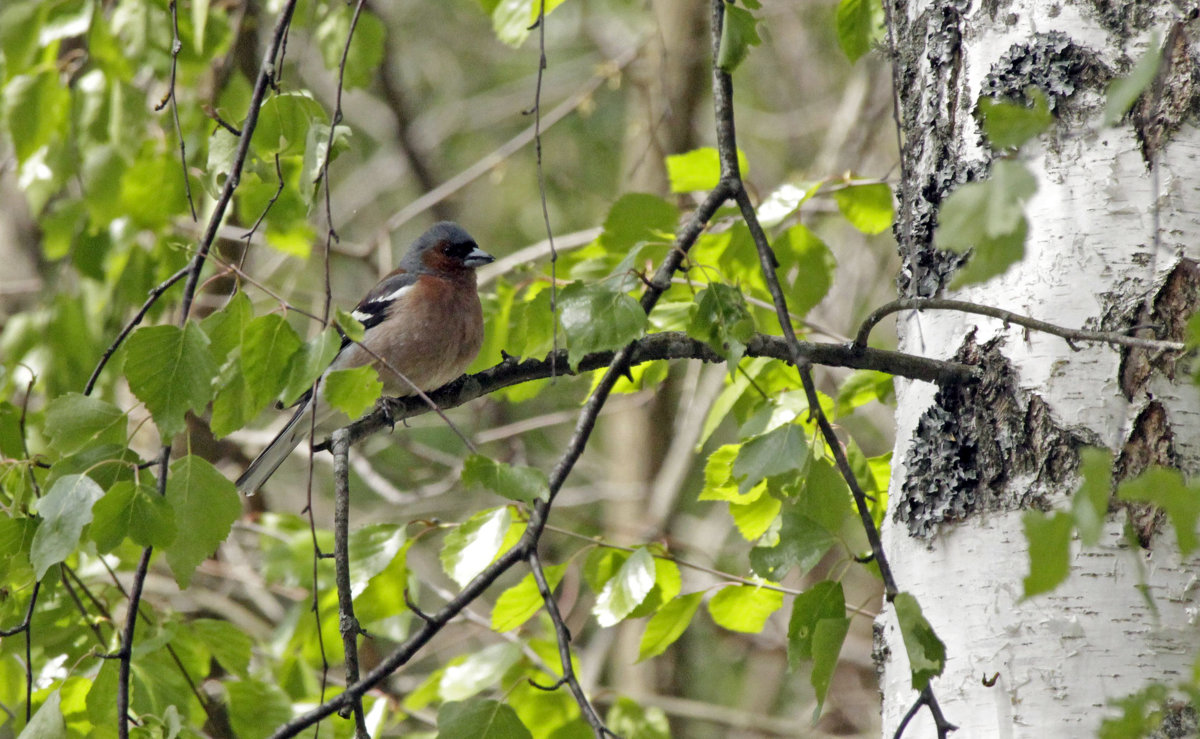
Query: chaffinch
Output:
[[236, 221, 494, 495]]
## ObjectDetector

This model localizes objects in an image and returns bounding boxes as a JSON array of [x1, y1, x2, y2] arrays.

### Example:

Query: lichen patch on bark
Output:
[[896, 331, 1086, 537]]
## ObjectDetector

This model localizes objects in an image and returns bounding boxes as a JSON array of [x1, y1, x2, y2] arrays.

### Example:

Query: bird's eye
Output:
[[443, 241, 476, 259]]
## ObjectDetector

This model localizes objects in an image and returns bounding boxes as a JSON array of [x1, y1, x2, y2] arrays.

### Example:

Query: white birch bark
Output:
[[877, 1, 1200, 735]]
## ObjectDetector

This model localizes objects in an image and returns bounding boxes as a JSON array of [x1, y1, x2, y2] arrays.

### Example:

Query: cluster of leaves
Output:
[[0, 0, 936, 737]]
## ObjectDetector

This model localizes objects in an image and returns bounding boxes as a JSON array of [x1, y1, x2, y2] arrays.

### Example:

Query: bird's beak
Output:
[[463, 246, 495, 268]]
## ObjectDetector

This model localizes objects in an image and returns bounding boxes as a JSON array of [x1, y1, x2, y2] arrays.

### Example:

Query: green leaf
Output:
[[441, 507, 512, 587], [834, 370, 895, 416], [665, 147, 749, 192], [1072, 447, 1112, 546], [835, 0, 879, 62], [1118, 465, 1200, 554], [124, 323, 218, 439], [716, 3, 761, 72], [1105, 36, 1162, 126], [163, 456, 241, 589], [19, 689, 65, 739], [251, 92, 326, 157], [628, 555, 682, 619], [833, 183, 893, 235], [734, 422, 808, 494], [348, 523, 407, 597], [787, 580, 845, 666], [892, 592, 946, 691], [492, 563, 567, 632], [335, 306, 366, 344], [592, 546, 656, 627], [597, 193, 678, 254], [240, 314, 303, 417], [441, 643, 524, 701], [749, 508, 837, 580], [191, 619, 252, 677], [811, 617, 851, 716], [776, 224, 836, 317], [707, 584, 784, 633], [323, 365, 382, 420], [91, 481, 176, 551], [730, 490, 781, 540], [1022, 510, 1074, 597], [701, 444, 752, 503], [280, 327, 341, 406], [688, 283, 755, 367], [200, 291, 253, 365], [638, 592, 704, 662], [3, 72, 71, 162], [936, 160, 1037, 286], [559, 282, 647, 370], [43, 393, 127, 455], [438, 699, 532, 739], [463, 454, 549, 503], [978, 90, 1053, 149], [607, 697, 670, 739], [316, 8, 386, 90], [30, 474, 104, 580], [226, 680, 293, 739]]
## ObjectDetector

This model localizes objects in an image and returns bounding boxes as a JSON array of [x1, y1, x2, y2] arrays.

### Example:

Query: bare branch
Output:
[[330, 429, 370, 737]]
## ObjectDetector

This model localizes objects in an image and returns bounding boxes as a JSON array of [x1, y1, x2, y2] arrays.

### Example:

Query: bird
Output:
[[236, 221, 494, 495]]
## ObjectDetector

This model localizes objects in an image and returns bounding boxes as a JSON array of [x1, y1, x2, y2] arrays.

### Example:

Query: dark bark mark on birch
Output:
[[1114, 401, 1176, 547], [896, 332, 1087, 537], [1118, 258, 1199, 398]]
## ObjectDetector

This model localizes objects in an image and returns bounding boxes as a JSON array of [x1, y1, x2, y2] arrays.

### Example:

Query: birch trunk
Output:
[[878, 1, 1200, 735]]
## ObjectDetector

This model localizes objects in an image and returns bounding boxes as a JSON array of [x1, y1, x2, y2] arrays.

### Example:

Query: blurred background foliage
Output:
[[0, 0, 901, 736]]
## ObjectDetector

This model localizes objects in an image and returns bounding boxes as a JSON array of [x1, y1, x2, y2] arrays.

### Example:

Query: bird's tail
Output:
[[236, 399, 315, 496]]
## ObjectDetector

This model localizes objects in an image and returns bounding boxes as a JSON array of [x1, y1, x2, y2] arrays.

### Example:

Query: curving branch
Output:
[[854, 297, 1186, 352]]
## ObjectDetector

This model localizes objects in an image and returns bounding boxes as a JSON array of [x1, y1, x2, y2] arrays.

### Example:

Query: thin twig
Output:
[[894, 686, 957, 739], [157, 0, 198, 221], [529, 0, 560, 380], [854, 297, 1185, 352], [331, 429, 370, 737], [527, 550, 613, 737]]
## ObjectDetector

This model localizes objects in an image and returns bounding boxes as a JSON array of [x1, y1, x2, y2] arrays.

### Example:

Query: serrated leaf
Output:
[[192, 619, 252, 677], [43, 393, 127, 455], [250, 92, 326, 157], [559, 282, 647, 370], [734, 422, 808, 494], [716, 3, 761, 72], [335, 306, 365, 343], [593, 547, 656, 627], [665, 147, 750, 193], [787, 580, 846, 667], [1118, 465, 1200, 554], [201, 291, 253, 364], [776, 224, 836, 317], [833, 183, 893, 235], [936, 160, 1037, 286], [834, 370, 895, 416], [835, 0, 878, 62], [19, 689, 65, 739], [164, 456, 241, 588], [707, 584, 783, 633], [280, 327, 341, 406], [323, 365, 382, 419], [240, 313, 303, 416], [638, 592, 704, 662], [349, 524, 407, 597], [688, 283, 754, 367], [597, 192, 678, 254], [749, 508, 836, 580], [124, 323, 218, 439], [463, 454, 549, 503], [437, 699, 532, 739], [811, 616, 850, 715], [979, 90, 1053, 149], [730, 490, 781, 540], [91, 481, 176, 551], [892, 592, 946, 691], [949, 217, 1028, 288], [801, 460, 852, 534], [441, 643, 523, 701], [492, 563, 567, 632], [30, 474, 104, 579], [441, 508, 512, 587], [1105, 36, 1162, 126], [1072, 447, 1112, 546], [628, 555, 682, 619]]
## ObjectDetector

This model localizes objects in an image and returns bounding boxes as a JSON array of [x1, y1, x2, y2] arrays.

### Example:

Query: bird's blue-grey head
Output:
[[403, 222, 494, 273]]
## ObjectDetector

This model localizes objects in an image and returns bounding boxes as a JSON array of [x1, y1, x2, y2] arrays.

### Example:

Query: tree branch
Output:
[[854, 297, 1186, 352], [330, 429, 369, 738]]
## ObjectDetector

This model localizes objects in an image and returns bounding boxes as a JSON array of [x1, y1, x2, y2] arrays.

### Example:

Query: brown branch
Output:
[[527, 550, 613, 737], [854, 297, 1186, 352], [894, 686, 957, 739], [330, 429, 370, 737]]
